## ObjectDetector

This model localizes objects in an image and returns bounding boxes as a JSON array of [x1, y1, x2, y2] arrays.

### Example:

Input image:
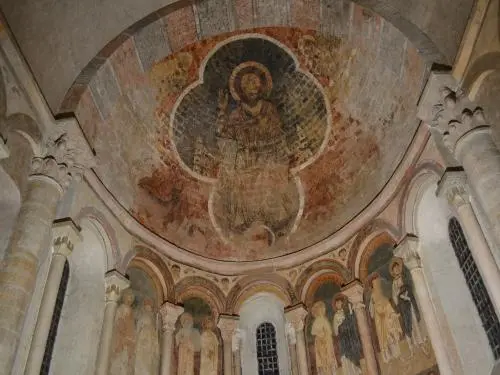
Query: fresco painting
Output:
[[134, 29, 380, 260], [364, 244, 439, 374], [174, 297, 221, 375], [306, 279, 364, 375], [110, 267, 161, 375], [85, 24, 426, 261]]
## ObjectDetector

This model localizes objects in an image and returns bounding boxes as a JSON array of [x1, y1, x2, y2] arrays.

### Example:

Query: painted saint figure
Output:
[[214, 61, 298, 243], [175, 312, 201, 375], [200, 318, 219, 375], [390, 258, 425, 356], [368, 274, 403, 363], [134, 298, 160, 375], [332, 295, 362, 375], [110, 289, 136, 375], [311, 301, 337, 375]]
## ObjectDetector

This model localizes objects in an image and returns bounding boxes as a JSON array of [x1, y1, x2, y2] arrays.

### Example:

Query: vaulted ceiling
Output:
[[0, 0, 475, 262]]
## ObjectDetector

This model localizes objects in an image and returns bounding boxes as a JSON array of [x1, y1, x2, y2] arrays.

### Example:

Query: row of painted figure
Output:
[[110, 290, 219, 375]]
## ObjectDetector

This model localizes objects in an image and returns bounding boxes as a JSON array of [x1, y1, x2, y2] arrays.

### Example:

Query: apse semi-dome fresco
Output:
[[78, 23, 427, 261]]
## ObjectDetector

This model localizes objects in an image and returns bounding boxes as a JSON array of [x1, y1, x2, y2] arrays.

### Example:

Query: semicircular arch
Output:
[[295, 259, 350, 302], [226, 274, 296, 314], [175, 276, 226, 317]]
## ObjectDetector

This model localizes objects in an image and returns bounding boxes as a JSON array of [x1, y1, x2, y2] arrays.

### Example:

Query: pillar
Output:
[[94, 270, 130, 375], [0, 162, 66, 372], [218, 315, 239, 375], [395, 235, 455, 375], [285, 304, 308, 375], [342, 281, 379, 375], [159, 302, 184, 375], [24, 219, 81, 375], [0, 118, 93, 373], [437, 168, 500, 317], [418, 71, 500, 252], [232, 328, 245, 375]]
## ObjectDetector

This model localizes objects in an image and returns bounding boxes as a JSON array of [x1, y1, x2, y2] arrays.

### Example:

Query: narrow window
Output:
[[256, 322, 279, 375], [40, 260, 70, 374], [449, 217, 500, 359]]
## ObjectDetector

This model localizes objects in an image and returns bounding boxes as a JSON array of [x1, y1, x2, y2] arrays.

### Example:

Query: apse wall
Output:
[[416, 180, 494, 374]]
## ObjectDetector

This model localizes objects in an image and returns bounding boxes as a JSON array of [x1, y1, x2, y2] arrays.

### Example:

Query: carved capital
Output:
[[342, 280, 365, 309], [394, 234, 422, 270], [31, 117, 95, 190], [51, 218, 82, 257], [418, 71, 489, 154], [436, 167, 469, 209], [285, 303, 308, 332], [159, 302, 184, 332], [217, 314, 239, 341], [104, 270, 130, 303]]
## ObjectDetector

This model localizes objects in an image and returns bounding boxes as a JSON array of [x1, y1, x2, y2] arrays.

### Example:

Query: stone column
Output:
[[418, 71, 500, 251], [285, 304, 308, 375], [24, 219, 81, 375], [94, 270, 130, 375], [232, 328, 245, 375], [0, 118, 93, 373], [218, 315, 239, 375], [159, 302, 184, 375], [437, 168, 500, 317], [342, 281, 379, 375], [285, 322, 298, 375], [395, 235, 455, 375]]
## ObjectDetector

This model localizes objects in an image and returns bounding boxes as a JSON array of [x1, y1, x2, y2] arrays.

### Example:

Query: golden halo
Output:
[[389, 257, 404, 277], [229, 61, 273, 101]]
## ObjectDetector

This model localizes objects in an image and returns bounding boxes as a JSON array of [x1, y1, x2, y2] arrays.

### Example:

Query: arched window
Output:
[[40, 260, 70, 374], [256, 322, 279, 375], [449, 217, 500, 359]]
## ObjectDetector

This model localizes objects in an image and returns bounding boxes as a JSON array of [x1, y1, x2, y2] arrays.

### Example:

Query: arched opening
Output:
[[448, 217, 500, 359], [239, 293, 290, 375], [415, 178, 495, 373], [49, 220, 108, 375]]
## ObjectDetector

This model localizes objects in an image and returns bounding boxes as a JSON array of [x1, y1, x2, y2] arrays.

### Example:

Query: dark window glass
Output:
[[40, 260, 70, 375], [449, 217, 500, 359], [256, 322, 280, 375]]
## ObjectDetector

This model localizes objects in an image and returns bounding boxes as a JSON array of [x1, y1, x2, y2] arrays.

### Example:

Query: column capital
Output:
[[159, 301, 184, 332], [342, 280, 365, 309], [217, 314, 239, 341], [285, 303, 308, 331], [30, 117, 95, 191], [51, 218, 82, 257], [417, 71, 489, 154], [394, 234, 422, 270], [104, 270, 129, 303], [436, 167, 469, 209]]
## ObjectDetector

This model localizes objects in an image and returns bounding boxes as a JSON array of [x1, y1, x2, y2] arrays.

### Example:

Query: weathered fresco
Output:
[[79, 22, 427, 261], [110, 267, 160, 375], [305, 278, 364, 375], [174, 297, 221, 375], [364, 245, 439, 375]]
